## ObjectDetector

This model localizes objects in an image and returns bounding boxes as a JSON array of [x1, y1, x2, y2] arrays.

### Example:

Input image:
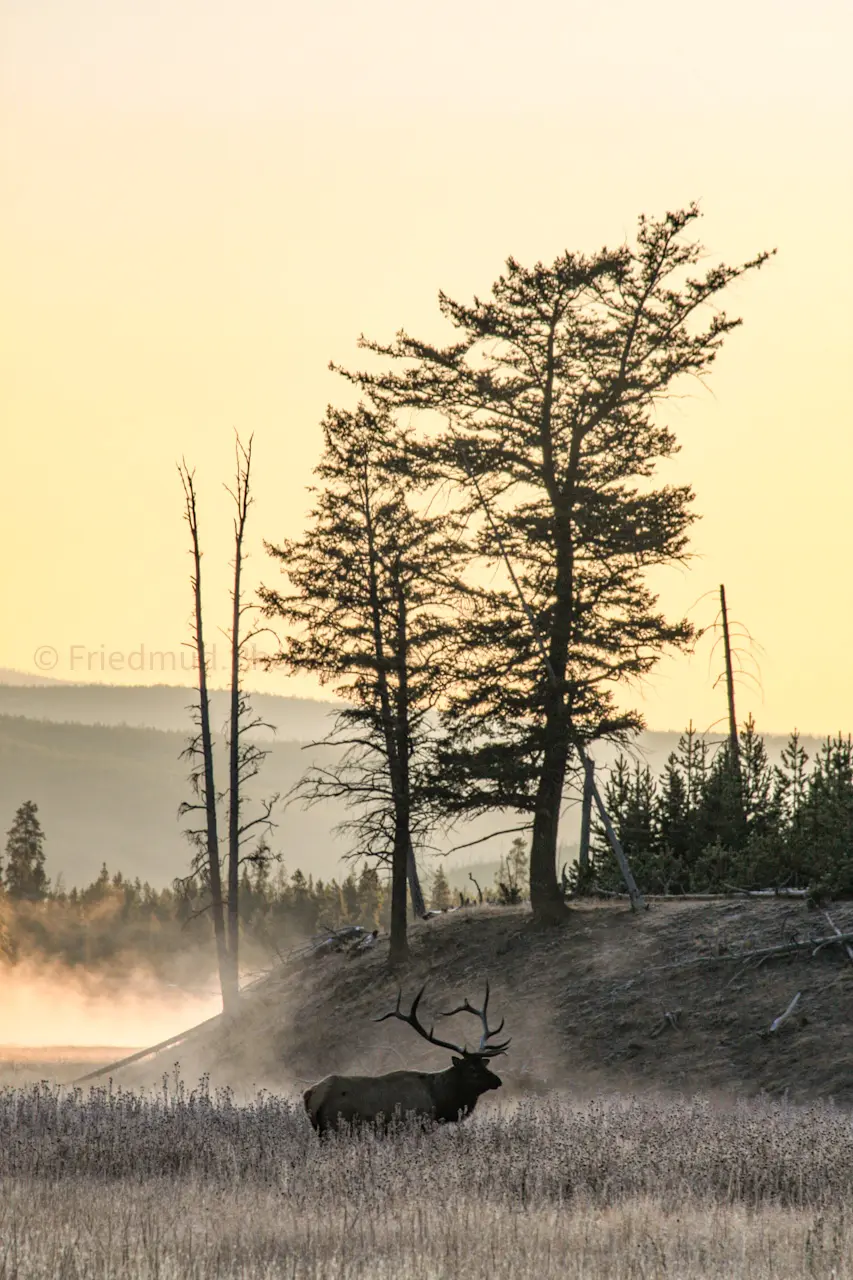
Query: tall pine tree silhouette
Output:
[[4, 801, 48, 900]]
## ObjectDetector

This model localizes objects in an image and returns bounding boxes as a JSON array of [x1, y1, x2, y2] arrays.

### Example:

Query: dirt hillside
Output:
[[124, 898, 853, 1105]]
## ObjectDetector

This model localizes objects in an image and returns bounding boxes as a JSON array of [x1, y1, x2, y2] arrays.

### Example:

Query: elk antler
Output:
[[440, 980, 511, 1056], [374, 985, 468, 1056]]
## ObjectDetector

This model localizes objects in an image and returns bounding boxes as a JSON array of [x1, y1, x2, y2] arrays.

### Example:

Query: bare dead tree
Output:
[[719, 584, 742, 780], [178, 440, 277, 1014], [227, 435, 252, 999], [177, 462, 233, 1013]]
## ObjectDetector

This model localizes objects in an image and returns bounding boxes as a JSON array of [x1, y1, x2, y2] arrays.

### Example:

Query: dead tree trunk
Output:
[[589, 773, 644, 910], [226, 436, 255, 1011], [720, 584, 741, 778], [407, 841, 426, 918], [178, 463, 234, 1015], [578, 755, 595, 883]]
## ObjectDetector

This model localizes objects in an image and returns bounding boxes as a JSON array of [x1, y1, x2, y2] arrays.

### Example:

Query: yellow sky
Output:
[[1, 0, 851, 735]]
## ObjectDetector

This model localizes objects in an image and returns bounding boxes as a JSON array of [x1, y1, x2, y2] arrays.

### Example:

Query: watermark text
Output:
[[32, 644, 269, 675]]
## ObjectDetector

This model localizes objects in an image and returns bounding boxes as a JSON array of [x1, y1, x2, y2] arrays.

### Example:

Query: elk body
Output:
[[303, 983, 510, 1134]]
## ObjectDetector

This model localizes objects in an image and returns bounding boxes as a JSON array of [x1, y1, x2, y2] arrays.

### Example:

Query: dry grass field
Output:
[[5, 899, 853, 1277], [2, 1081, 853, 1278]]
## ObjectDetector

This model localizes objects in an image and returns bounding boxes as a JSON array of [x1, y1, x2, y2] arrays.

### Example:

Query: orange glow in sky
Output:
[[1, 0, 851, 733]]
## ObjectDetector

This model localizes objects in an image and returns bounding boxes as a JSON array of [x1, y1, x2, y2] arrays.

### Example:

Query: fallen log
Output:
[[768, 991, 801, 1034], [650, 930, 853, 976], [723, 884, 809, 899], [580, 888, 809, 902], [71, 1011, 223, 1085], [823, 912, 853, 966], [70, 970, 274, 1086]]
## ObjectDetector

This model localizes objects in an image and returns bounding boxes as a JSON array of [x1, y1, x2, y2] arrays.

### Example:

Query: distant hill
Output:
[[0, 667, 71, 687], [0, 681, 339, 742], [0, 715, 527, 891], [0, 677, 834, 894], [0, 715, 349, 888]]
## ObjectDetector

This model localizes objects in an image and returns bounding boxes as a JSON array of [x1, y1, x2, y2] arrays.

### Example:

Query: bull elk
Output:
[[303, 982, 510, 1134]]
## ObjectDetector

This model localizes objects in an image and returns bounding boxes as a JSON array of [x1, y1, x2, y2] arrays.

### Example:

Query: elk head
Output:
[[375, 981, 510, 1117]]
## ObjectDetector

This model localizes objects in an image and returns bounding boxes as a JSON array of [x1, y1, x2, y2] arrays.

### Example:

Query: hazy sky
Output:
[[2, 0, 851, 734]]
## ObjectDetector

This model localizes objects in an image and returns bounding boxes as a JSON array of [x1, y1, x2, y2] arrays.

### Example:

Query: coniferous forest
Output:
[[584, 721, 853, 901], [3, 716, 852, 975]]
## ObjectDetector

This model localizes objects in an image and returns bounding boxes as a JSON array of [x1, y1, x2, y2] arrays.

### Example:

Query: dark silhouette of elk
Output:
[[303, 982, 510, 1134]]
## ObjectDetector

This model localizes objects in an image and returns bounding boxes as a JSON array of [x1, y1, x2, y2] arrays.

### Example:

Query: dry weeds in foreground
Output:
[[2, 1084, 852, 1278]]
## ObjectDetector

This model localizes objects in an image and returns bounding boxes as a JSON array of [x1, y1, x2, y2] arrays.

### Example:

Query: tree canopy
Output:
[[261, 404, 465, 960], [337, 205, 773, 918]]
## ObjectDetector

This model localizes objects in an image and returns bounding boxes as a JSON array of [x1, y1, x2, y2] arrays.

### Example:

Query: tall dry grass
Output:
[[2, 1081, 852, 1278]]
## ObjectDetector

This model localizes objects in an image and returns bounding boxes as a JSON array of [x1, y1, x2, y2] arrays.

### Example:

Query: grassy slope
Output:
[[8, 898, 853, 1279], [162, 897, 853, 1106]]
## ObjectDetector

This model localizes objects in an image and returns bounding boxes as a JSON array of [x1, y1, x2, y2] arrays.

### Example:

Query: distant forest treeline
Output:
[[0, 681, 338, 741], [0, 848, 520, 975], [0, 859, 386, 974], [2, 718, 852, 976]]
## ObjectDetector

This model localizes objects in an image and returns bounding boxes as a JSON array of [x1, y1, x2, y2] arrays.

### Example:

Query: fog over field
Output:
[[0, 956, 221, 1050]]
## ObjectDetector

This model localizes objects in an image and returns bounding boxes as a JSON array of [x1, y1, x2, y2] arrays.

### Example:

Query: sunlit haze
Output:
[[2, 0, 851, 734], [0, 958, 221, 1047]]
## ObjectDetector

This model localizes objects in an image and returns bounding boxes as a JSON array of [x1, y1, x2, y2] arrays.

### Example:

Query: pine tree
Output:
[[797, 736, 853, 897], [677, 723, 708, 816], [494, 836, 529, 904], [624, 764, 659, 859], [657, 753, 692, 860], [261, 403, 464, 965], [591, 758, 665, 890], [4, 801, 48, 901], [289, 868, 318, 935], [739, 715, 776, 836], [342, 206, 772, 920], [356, 863, 383, 928], [775, 731, 810, 826], [341, 871, 360, 922], [430, 863, 453, 911], [696, 744, 747, 855]]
